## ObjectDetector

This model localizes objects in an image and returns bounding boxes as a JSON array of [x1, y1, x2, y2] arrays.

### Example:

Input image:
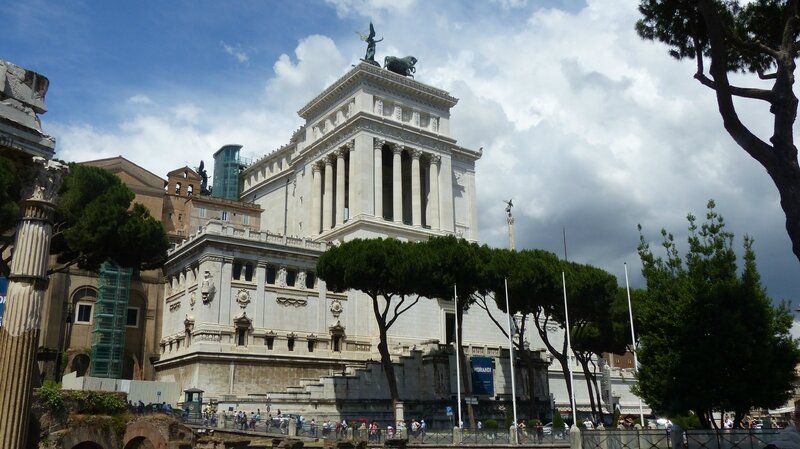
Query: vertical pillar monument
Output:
[[0, 157, 66, 448]]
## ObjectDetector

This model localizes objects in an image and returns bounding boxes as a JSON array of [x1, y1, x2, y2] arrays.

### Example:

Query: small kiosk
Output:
[[184, 388, 204, 420]]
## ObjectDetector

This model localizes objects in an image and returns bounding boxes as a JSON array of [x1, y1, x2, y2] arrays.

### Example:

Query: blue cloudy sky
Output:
[[4, 0, 799, 308]]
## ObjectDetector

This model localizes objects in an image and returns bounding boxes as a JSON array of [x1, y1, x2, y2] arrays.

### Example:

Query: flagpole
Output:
[[624, 263, 644, 426], [454, 284, 462, 428], [504, 278, 518, 431], [562, 271, 577, 427]]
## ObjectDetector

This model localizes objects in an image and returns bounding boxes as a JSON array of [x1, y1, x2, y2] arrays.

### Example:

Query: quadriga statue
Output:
[[384, 56, 417, 78]]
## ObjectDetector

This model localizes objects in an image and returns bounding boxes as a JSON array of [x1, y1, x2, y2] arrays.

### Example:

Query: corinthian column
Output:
[[0, 157, 66, 449], [311, 162, 322, 234], [346, 140, 356, 221], [335, 148, 346, 226], [428, 155, 441, 229], [323, 156, 334, 231], [392, 145, 403, 224], [374, 139, 384, 220], [410, 149, 422, 227]]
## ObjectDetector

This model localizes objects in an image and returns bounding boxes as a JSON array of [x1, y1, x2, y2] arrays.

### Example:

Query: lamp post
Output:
[[624, 263, 645, 427]]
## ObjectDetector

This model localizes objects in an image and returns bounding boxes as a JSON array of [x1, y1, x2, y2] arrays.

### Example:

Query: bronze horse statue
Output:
[[384, 56, 417, 78]]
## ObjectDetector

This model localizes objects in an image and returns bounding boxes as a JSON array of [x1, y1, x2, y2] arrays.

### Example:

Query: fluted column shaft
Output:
[[311, 163, 322, 234], [335, 149, 346, 226], [323, 157, 334, 231], [0, 157, 65, 449], [392, 146, 403, 224], [374, 139, 384, 219], [410, 149, 422, 227], [429, 156, 441, 229], [346, 141, 356, 221]]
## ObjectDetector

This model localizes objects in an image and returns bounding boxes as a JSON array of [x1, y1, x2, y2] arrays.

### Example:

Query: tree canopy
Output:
[[1, 159, 169, 277], [635, 200, 800, 428], [636, 0, 800, 263], [316, 237, 428, 418]]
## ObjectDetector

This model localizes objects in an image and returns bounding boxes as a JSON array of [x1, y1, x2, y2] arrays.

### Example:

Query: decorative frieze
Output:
[[277, 297, 307, 307]]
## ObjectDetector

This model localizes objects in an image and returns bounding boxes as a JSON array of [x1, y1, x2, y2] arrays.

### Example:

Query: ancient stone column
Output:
[[335, 148, 346, 226], [311, 162, 322, 234], [346, 141, 356, 221], [392, 145, 403, 224], [410, 149, 422, 227], [0, 157, 66, 449], [428, 155, 441, 229], [374, 139, 384, 220], [323, 156, 334, 231]]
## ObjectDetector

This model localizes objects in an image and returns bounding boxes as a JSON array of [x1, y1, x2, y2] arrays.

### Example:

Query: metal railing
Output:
[[582, 429, 781, 449]]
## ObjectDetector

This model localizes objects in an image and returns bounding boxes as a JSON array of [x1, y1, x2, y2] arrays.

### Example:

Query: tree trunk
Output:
[[376, 329, 400, 418], [697, 0, 800, 263], [456, 305, 476, 428]]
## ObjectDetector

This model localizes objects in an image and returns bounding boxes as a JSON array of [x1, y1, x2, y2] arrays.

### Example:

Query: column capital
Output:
[[325, 154, 335, 165], [409, 148, 423, 160], [391, 144, 404, 155], [335, 147, 348, 158], [312, 161, 323, 173], [21, 157, 67, 204], [344, 140, 355, 152], [428, 154, 441, 165], [374, 138, 386, 150]]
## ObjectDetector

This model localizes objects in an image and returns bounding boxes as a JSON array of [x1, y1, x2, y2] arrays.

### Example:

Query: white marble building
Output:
[[154, 62, 646, 423]]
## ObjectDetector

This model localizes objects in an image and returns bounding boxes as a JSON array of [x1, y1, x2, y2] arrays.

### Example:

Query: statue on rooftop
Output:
[[358, 22, 383, 67], [384, 56, 417, 78], [198, 160, 211, 195]]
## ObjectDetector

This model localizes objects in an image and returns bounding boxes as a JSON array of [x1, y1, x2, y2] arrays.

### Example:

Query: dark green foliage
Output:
[[0, 156, 20, 234], [50, 163, 169, 272], [636, 200, 800, 428], [636, 0, 794, 74], [484, 419, 499, 430], [672, 412, 702, 430], [553, 410, 565, 428]]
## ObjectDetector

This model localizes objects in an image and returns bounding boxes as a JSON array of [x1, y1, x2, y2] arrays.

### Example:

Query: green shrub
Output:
[[671, 413, 701, 430], [40, 381, 64, 412], [553, 409, 565, 428], [612, 408, 621, 427], [484, 419, 499, 430], [529, 419, 541, 428]]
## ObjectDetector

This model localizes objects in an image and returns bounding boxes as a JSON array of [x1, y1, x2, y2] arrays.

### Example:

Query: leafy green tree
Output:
[[480, 248, 562, 420], [0, 156, 20, 236], [1, 162, 169, 277], [316, 238, 428, 420], [636, 0, 800, 262], [636, 200, 800, 428], [415, 235, 493, 428]]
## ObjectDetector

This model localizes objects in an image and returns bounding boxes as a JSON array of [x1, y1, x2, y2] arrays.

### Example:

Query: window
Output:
[[126, 307, 140, 328], [221, 211, 229, 221], [308, 340, 315, 352], [237, 328, 247, 346], [266, 266, 276, 285], [244, 264, 254, 282], [332, 335, 342, 352], [286, 269, 297, 287], [198, 207, 206, 218], [243, 215, 250, 226], [75, 302, 93, 324], [305, 273, 315, 289], [232, 262, 242, 281], [175, 182, 182, 196], [445, 312, 456, 345], [265, 336, 274, 350], [287, 337, 295, 351]]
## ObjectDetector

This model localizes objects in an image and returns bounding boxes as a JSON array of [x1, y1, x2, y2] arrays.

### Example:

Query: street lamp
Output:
[[513, 312, 524, 335]]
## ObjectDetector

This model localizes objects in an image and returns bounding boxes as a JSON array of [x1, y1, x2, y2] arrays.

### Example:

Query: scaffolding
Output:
[[90, 262, 132, 378], [212, 144, 245, 201]]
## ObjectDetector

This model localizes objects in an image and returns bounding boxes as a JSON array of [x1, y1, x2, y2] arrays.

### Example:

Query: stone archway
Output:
[[122, 418, 194, 449]]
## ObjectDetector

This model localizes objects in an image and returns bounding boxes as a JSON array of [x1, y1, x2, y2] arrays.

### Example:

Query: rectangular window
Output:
[[126, 307, 140, 328], [232, 262, 242, 281], [237, 329, 247, 346], [243, 214, 250, 226], [332, 335, 342, 352], [75, 303, 93, 324], [287, 337, 295, 351], [221, 211, 229, 221], [266, 336, 274, 350], [286, 269, 297, 287], [198, 207, 206, 218], [244, 264, 254, 282], [305, 273, 315, 289], [308, 340, 315, 352], [266, 267, 276, 285], [445, 312, 456, 345]]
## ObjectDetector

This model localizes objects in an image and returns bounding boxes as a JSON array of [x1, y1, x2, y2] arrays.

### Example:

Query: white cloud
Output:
[[221, 41, 249, 64], [323, 0, 416, 18], [127, 94, 152, 105]]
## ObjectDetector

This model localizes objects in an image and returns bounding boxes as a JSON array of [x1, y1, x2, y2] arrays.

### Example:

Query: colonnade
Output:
[[310, 138, 442, 234]]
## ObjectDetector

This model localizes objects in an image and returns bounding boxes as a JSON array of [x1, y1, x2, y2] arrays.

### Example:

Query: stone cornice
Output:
[[298, 62, 458, 120]]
